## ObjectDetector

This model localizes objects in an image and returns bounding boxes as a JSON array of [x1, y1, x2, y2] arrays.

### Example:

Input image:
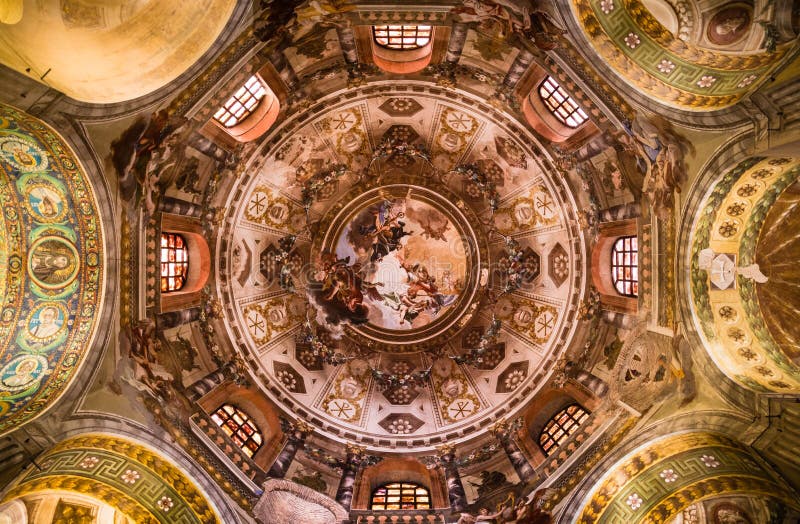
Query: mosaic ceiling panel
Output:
[[0, 104, 104, 435], [219, 86, 584, 449]]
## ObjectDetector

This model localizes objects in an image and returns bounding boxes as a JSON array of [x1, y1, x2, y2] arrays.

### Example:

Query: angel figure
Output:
[[622, 112, 695, 217]]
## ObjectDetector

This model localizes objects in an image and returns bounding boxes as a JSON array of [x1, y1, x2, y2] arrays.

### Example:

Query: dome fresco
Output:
[[219, 86, 582, 448], [0, 1, 799, 523]]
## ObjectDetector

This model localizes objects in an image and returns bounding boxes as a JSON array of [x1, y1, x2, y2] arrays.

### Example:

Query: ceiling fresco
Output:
[[575, 432, 798, 523], [218, 85, 585, 449], [0, 103, 105, 435], [689, 156, 800, 393], [568, 0, 791, 110]]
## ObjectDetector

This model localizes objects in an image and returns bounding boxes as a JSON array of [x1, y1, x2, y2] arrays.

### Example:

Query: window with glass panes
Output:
[[372, 25, 432, 50], [213, 75, 268, 128], [370, 482, 431, 510], [210, 404, 263, 458], [537, 76, 589, 128], [160, 233, 188, 293], [611, 236, 638, 297], [538, 404, 590, 456]]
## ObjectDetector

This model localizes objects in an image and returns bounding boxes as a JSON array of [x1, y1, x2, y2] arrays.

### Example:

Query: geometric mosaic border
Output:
[[2, 434, 220, 524]]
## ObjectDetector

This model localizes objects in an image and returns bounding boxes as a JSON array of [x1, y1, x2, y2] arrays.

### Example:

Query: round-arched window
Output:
[[370, 482, 431, 510], [611, 235, 638, 297], [213, 75, 270, 128], [210, 404, 264, 458], [372, 25, 432, 50], [160, 232, 188, 293], [538, 76, 588, 128], [538, 403, 590, 456]]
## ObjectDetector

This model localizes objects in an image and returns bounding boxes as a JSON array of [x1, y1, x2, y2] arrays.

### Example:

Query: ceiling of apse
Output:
[[218, 84, 585, 450], [0, 103, 105, 434]]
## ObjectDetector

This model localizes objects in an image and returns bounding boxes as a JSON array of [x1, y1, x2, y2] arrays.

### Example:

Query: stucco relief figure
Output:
[[28, 237, 80, 289], [451, 0, 564, 48], [292, 0, 353, 41], [621, 113, 694, 217], [110, 109, 189, 215]]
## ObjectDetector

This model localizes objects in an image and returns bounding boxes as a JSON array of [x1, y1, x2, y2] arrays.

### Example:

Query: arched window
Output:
[[538, 76, 588, 128], [539, 403, 590, 456], [371, 482, 431, 510], [611, 235, 638, 297], [160, 232, 189, 293], [372, 25, 432, 50], [211, 404, 263, 458], [213, 75, 269, 128]]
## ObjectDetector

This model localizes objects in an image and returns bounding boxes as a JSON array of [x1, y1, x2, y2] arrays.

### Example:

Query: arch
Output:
[[210, 403, 264, 458], [0, 0, 238, 103], [370, 481, 431, 510], [538, 76, 589, 128], [519, 386, 602, 467], [370, 25, 435, 74], [197, 381, 284, 470], [159, 213, 211, 313], [212, 74, 281, 143], [573, 432, 800, 523], [591, 219, 639, 313], [0, 434, 222, 524], [537, 403, 591, 457], [520, 68, 596, 144], [686, 156, 800, 393], [354, 458, 448, 510], [0, 103, 106, 436]]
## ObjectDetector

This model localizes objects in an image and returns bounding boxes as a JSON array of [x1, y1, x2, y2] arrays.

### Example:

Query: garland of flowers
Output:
[[451, 317, 502, 366], [498, 236, 530, 296], [300, 319, 353, 366], [451, 163, 501, 213], [370, 367, 432, 390], [300, 163, 350, 215], [367, 139, 432, 171], [274, 234, 298, 293]]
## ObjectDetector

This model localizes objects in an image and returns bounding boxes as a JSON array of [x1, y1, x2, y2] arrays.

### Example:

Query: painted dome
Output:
[[218, 84, 585, 450]]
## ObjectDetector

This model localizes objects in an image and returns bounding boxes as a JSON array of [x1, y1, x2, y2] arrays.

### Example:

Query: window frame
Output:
[[160, 232, 189, 293], [213, 75, 269, 128], [537, 76, 589, 128], [210, 404, 264, 458], [611, 235, 639, 297], [370, 481, 431, 511], [538, 403, 591, 456], [372, 25, 433, 50]]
